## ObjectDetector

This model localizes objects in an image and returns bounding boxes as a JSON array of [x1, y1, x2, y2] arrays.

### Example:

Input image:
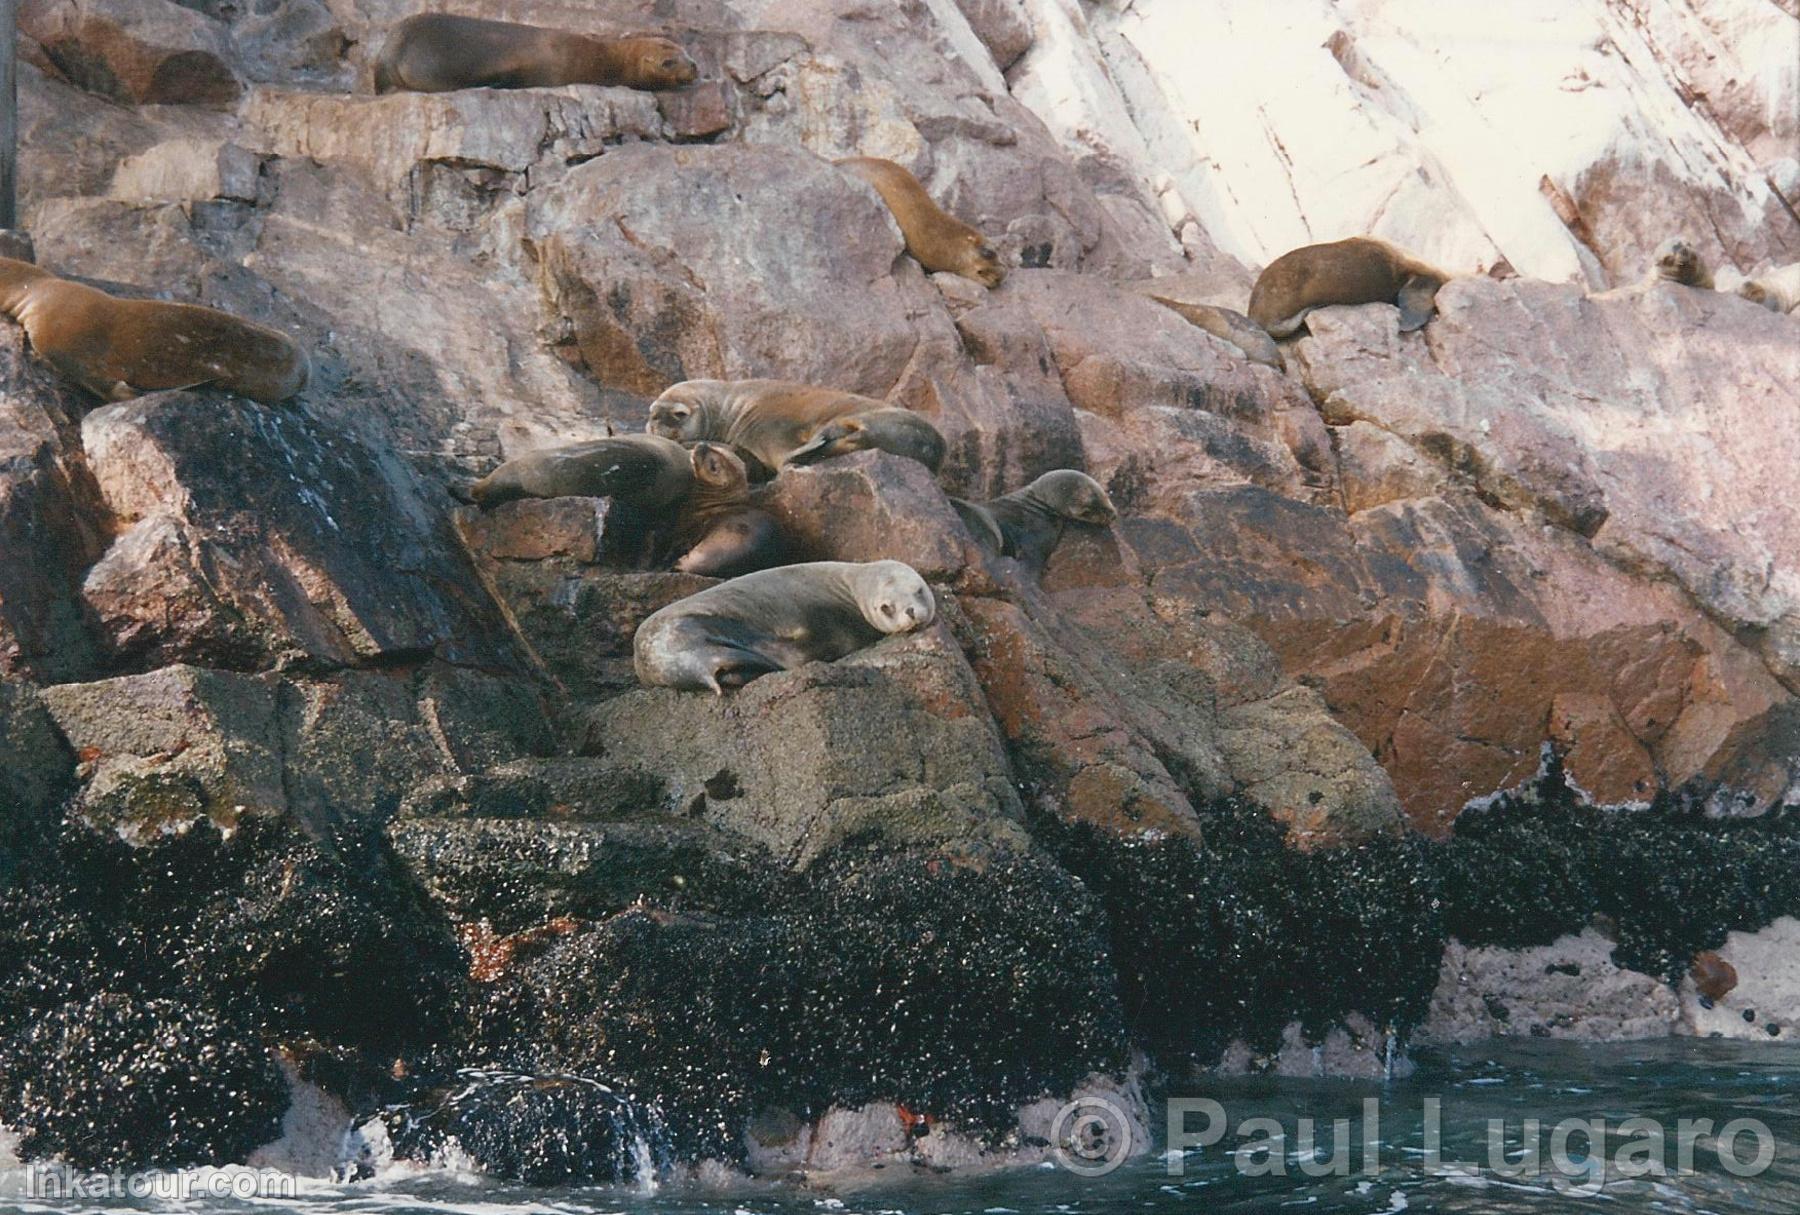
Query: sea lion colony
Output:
[[6, 12, 1789, 692]]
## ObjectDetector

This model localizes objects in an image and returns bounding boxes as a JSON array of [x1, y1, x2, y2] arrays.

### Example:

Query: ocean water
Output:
[[4, 1039, 1797, 1215]]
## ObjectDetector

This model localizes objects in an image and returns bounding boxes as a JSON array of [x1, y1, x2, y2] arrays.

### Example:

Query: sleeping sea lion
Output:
[[374, 13, 697, 94], [634, 559, 936, 693], [1248, 237, 1449, 338], [782, 408, 946, 473], [1133, 290, 1281, 367], [1736, 262, 1800, 314], [0, 257, 309, 404], [835, 157, 1005, 288], [468, 433, 697, 511], [647, 379, 892, 475], [468, 435, 781, 574], [950, 470, 1117, 568]]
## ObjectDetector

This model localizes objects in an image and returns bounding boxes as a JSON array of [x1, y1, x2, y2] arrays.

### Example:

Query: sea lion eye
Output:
[[979, 245, 997, 261], [880, 603, 895, 618]]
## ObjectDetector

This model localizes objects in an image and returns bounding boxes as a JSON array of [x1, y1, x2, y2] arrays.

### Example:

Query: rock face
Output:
[[3, 0, 1799, 1182]]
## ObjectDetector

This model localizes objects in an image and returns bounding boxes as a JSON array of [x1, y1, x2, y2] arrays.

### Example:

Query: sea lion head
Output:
[[1030, 469, 1117, 527], [1736, 279, 1776, 310], [1652, 237, 1705, 286], [629, 36, 698, 88], [688, 441, 748, 492], [646, 383, 712, 444], [960, 234, 1007, 289], [854, 560, 936, 635]]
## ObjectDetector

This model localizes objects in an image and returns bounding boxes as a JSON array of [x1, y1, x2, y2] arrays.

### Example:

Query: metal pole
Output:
[[0, 0, 15, 231]]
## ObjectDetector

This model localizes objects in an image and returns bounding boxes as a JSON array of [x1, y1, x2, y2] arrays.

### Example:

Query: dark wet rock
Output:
[[471, 848, 1127, 1160], [1041, 804, 1445, 1069], [0, 993, 286, 1170], [398, 757, 665, 823], [388, 816, 782, 934], [381, 1070, 672, 1186]]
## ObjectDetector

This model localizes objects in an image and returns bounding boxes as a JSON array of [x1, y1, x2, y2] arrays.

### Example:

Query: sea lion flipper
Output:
[[1395, 275, 1440, 332]]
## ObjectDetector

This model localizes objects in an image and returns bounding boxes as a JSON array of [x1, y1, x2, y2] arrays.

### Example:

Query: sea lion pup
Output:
[[373, 13, 697, 94], [0, 257, 309, 404], [664, 444, 784, 577], [834, 157, 1006, 288], [950, 470, 1117, 568], [1248, 237, 1449, 338], [1647, 236, 1714, 289], [647, 379, 888, 475], [1737, 262, 1800, 314], [634, 560, 936, 693], [782, 408, 946, 473], [467, 433, 697, 511]]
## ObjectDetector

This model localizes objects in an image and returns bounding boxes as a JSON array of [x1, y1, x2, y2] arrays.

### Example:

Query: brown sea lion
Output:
[[1691, 951, 1738, 1003], [373, 13, 698, 95], [1737, 262, 1800, 314], [673, 510, 784, 579], [835, 157, 1006, 288], [634, 559, 935, 693], [1648, 237, 1714, 289], [950, 470, 1117, 568], [1248, 237, 1449, 338], [782, 408, 946, 473], [0, 257, 309, 404], [664, 443, 785, 577], [647, 379, 893, 475]]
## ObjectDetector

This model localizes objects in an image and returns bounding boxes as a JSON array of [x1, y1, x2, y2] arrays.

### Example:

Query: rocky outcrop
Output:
[[2, 0, 1798, 1182]]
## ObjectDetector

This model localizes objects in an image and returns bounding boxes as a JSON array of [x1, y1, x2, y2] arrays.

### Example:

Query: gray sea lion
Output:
[[0, 257, 309, 404], [950, 470, 1117, 568], [782, 408, 946, 473], [647, 379, 894, 475], [1648, 237, 1714, 289], [1248, 237, 1449, 338], [1736, 262, 1800, 314], [374, 14, 697, 94], [835, 157, 1006, 288], [468, 433, 697, 511], [468, 435, 780, 574], [634, 559, 936, 693]]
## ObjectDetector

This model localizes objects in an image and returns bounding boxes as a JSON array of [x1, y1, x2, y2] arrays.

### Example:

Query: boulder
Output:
[[577, 624, 1030, 867], [80, 395, 520, 673], [0, 685, 75, 878], [110, 138, 262, 205]]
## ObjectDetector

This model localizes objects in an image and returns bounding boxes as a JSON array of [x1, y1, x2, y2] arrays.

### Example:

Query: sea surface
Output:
[[4, 1039, 1797, 1215]]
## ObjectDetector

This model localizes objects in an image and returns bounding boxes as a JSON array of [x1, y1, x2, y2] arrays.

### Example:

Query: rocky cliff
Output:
[[1, 0, 1798, 1184]]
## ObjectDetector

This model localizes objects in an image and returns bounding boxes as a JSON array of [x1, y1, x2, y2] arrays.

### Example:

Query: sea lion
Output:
[[950, 470, 1117, 568], [1130, 288, 1280, 367], [373, 13, 697, 94], [468, 433, 697, 511], [1736, 262, 1800, 314], [835, 157, 1006, 288], [634, 559, 936, 693], [0, 257, 309, 404], [468, 435, 780, 574], [673, 509, 784, 579], [647, 379, 894, 475], [1647, 237, 1714, 289], [782, 408, 946, 473], [1691, 951, 1738, 1003], [1248, 237, 1449, 338]]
